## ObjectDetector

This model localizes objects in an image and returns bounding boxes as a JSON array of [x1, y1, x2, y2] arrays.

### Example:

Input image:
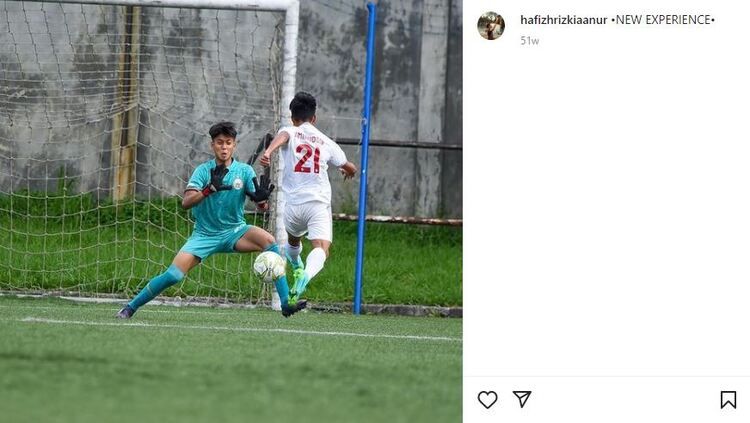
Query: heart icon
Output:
[[477, 391, 498, 409]]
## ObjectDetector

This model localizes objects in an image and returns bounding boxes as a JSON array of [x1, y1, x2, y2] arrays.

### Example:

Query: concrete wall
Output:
[[0, 2, 121, 198], [299, 0, 463, 218], [0, 0, 462, 218], [134, 8, 284, 198], [0, 4, 284, 200]]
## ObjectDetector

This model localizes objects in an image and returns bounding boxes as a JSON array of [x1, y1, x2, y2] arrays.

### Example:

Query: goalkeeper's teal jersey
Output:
[[185, 158, 257, 236]]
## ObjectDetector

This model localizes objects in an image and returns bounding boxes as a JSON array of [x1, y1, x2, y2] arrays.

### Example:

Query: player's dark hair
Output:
[[290, 91, 317, 122], [209, 121, 237, 140]]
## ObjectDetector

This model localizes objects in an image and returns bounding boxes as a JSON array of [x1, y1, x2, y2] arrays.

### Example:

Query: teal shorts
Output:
[[180, 224, 252, 260]]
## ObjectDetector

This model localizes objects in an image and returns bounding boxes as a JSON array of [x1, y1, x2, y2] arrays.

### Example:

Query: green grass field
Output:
[[0, 296, 462, 423], [0, 196, 462, 306]]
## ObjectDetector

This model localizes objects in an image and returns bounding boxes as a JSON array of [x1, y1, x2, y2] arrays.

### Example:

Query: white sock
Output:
[[305, 247, 327, 280], [286, 243, 302, 262]]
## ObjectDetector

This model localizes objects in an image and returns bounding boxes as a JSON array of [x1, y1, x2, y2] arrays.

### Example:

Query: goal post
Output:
[[0, 0, 297, 305]]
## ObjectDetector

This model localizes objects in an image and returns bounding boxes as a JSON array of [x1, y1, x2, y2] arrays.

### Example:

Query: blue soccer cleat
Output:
[[115, 305, 136, 319]]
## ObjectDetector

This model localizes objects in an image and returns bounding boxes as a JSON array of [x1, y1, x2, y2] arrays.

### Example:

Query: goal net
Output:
[[0, 0, 297, 306]]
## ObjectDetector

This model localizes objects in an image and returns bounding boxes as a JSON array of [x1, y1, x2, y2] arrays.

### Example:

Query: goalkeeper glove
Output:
[[201, 164, 233, 196], [247, 174, 275, 203]]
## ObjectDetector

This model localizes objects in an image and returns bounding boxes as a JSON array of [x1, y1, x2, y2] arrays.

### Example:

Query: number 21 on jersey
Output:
[[294, 144, 320, 174]]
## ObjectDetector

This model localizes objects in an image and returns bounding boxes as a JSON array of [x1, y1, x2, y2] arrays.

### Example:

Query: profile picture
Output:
[[478, 12, 505, 40]]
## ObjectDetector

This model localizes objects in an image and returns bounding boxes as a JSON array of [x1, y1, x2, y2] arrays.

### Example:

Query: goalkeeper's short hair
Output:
[[209, 121, 237, 140]]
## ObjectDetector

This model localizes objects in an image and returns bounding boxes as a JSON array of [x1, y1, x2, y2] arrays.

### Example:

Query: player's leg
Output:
[[306, 238, 331, 276], [116, 252, 200, 318], [232, 225, 275, 252], [232, 226, 306, 316], [291, 238, 330, 301], [285, 233, 304, 271], [284, 204, 310, 301], [291, 203, 333, 300], [283, 205, 305, 270]]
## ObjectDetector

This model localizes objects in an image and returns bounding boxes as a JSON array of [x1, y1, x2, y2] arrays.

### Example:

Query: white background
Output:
[[464, 0, 750, 421]]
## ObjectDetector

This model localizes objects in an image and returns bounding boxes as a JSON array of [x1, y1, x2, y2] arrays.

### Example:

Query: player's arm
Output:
[[181, 189, 205, 209], [339, 161, 357, 180], [246, 174, 275, 211], [244, 165, 274, 211], [182, 164, 231, 209], [259, 131, 290, 167], [329, 141, 357, 180]]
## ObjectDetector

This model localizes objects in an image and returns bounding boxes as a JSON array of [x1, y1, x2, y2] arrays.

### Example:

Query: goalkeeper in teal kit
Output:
[[116, 121, 306, 319]]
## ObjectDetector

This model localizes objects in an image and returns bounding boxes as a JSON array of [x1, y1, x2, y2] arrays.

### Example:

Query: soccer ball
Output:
[[253, 251, 286, 283]]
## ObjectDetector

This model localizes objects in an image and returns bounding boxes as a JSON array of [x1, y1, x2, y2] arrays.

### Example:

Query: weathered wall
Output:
[[0, 2, 120, 199], [441, 0, 463, 216], [0, 4, 283, 200], [299, 0, 463, 218], [0, 0, 462, 218], [134, 8, 283, 198]]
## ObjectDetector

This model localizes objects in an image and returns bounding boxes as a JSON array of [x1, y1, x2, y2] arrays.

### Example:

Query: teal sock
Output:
[[264, 243, 281, 255], [128, 264, 184, 310], [274, 275, 290, 307], [264, 243, 290, 306]]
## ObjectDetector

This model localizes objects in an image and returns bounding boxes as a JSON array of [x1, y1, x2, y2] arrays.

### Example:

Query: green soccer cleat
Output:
[[290, 268, 310, 302]]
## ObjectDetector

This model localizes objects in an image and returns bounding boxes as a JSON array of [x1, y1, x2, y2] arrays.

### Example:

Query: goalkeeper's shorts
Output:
[[180, 223, 252, 260], [284, 201, 332, 242]]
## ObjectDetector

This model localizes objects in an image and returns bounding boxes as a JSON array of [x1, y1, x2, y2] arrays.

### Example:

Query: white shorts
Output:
[[284, 202, 333, 242]]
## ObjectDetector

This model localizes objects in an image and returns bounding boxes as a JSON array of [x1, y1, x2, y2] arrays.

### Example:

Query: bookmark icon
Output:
[[721, 391, 737, 409]]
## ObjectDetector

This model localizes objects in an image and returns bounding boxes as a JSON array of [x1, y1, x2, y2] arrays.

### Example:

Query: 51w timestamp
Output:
[[521, 35, 540, 46]]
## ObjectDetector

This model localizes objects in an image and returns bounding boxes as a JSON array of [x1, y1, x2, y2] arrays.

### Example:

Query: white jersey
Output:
[[278, 122, 347, 206]]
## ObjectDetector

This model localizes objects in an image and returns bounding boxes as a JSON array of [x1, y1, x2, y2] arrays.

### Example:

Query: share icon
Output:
[[513, 391, 532, 408]]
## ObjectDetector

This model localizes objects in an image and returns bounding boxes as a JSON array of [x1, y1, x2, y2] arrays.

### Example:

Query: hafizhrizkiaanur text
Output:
[[520, 14, 714, 25]]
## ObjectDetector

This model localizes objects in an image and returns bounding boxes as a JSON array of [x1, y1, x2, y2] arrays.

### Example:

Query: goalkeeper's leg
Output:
[[116, 253, 198, 318]]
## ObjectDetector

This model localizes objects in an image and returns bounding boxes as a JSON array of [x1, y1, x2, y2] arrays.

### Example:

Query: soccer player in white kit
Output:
[[260, 92, 357, 304]]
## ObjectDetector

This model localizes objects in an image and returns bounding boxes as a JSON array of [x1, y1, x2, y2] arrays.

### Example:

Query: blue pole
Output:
[[354, 1, 376, 315]]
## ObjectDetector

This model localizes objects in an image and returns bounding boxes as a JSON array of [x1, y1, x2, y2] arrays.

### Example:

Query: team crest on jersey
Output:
[[233, 178, 243, 190]]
